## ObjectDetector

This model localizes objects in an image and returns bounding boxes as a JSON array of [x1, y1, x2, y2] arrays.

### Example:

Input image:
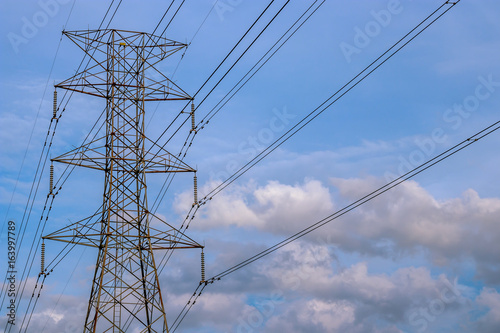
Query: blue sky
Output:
[[1, 0, 500, 332]]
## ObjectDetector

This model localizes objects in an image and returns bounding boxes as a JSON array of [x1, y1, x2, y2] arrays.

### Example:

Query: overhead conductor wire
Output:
[[126, 1, 292, 330], [7, 1, 124, 332], [150, 0, 303, 288], [156, 0, 325, 284], [169, 0, 462, 330], [200, 1, 458, 201], [170, 119, 499, 332]]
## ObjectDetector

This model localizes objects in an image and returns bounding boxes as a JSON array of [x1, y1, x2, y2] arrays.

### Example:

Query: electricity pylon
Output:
[[44, 29, 202, 332]]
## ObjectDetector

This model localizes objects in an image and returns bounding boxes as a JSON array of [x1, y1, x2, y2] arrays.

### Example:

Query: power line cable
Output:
[[145, 0, 294, 216], [200, 1, 458, 202], [191, 0, 291, 118], [7, 1, 182, 331], [169, 0, 463, 329], [200, 0, 324, 125], [5, 105, 107, 333], [146, 1, 316, 283], [210, 122, 500, 280], [39, 248, 87, 333], [2, 2, 123, 330], [150, 0, 301, 213], [123, 1, 292, 328], [0, 0, 77, 239], [146, 0, 278, 157], [145, 0, 218, 130], [138, 0, 294, 271], [173, 118, 498, 330], [0, 0, 80, 309], [152, 0, 325, 274], [170, 0, 325, 167]]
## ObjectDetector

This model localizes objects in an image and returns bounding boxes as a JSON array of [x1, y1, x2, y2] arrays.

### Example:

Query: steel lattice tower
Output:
[[44, 29, 202, 332]]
